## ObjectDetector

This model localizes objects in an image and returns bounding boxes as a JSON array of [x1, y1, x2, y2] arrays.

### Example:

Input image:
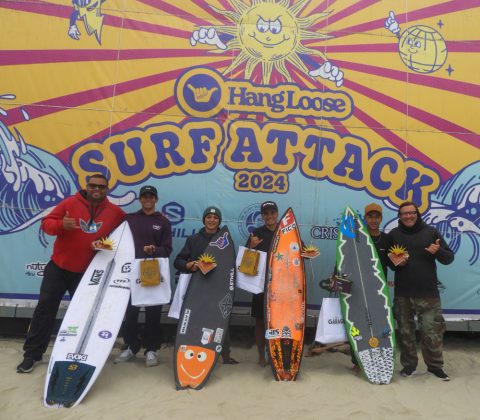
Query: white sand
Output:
[[1, 335, 479, 420]]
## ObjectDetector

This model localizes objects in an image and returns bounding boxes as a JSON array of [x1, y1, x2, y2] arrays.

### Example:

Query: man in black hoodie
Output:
[[389, 201, 454, 381], [174, 206, 237, 364], [114, 186, 172, 367]]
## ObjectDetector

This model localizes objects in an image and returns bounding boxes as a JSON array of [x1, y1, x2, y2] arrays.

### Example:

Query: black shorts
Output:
[[251, 293, 264, 319]]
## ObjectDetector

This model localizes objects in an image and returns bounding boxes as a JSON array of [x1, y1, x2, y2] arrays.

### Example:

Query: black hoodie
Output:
[[124, 210, 172, 259], [174, 227, 219, 273], [389, 218, 454, 298]]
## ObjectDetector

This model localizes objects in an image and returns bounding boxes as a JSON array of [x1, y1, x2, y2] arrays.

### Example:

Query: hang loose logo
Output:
[[210, 232, 229, 250], [187, 84, 218, 103]]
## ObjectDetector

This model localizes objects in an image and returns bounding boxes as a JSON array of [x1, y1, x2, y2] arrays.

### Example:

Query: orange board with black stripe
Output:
[[265, 207, 306, 381]]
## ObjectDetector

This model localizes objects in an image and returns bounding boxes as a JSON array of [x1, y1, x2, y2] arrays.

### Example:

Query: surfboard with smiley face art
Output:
[[174, 226, 236, 390]]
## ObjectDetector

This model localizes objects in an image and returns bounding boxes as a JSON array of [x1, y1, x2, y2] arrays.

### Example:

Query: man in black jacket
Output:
[[389, 201, 454, 381], [174, 206, 237, 364]]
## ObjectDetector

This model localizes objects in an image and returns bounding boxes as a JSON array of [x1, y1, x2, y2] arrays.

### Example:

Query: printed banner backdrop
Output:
[[0, 0, 479, 320]]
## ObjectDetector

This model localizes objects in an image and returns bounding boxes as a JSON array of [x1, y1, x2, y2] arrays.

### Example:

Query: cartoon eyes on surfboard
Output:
[[185, 349, 207, 361], [177, 345, 215, 387]]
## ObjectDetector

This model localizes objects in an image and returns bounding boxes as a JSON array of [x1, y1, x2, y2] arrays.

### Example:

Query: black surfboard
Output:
[[174, 226, 236, 390]]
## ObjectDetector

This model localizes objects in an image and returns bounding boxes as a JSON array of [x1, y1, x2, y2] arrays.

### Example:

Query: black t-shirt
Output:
[[246, 224, 276, 317], [371, 231, 391, 277], [245, 225, 276, 253]]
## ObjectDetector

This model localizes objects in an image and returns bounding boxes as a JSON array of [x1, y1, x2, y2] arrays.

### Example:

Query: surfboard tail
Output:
[[358, 347, 395, 384], [175, 346, 218, 390], [268, 338, 303, 381], [45, 361, 96, 408]]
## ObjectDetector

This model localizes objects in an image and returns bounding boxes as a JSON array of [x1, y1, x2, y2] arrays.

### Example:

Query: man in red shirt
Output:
[[17, 174, 125, 373]]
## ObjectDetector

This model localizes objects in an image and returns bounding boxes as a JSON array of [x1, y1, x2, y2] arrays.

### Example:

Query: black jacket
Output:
[[173, 227, 219, 273], [389, 218, 454, 298]]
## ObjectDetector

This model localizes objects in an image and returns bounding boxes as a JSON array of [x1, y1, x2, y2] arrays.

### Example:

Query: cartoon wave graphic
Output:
[[384, 162, 480, 265], [0, 120, 75, 234]]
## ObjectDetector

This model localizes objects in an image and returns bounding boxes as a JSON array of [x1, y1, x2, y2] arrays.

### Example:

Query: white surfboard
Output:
[[44, 221, 134, 408]]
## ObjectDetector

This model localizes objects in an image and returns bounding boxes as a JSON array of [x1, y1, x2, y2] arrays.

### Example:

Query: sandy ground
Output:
[[1, 334, 479, 420]]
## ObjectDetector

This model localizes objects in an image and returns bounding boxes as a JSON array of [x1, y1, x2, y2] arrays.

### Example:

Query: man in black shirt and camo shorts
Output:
[[246, 201, 279, 367]]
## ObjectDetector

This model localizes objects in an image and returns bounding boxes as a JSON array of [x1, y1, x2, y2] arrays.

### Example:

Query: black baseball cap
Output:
[[139, 185, 158, 198], [261, 201, 278, 213]]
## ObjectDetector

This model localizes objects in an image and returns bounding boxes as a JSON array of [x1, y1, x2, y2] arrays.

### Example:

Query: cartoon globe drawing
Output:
[[398, 25, 447, 73]]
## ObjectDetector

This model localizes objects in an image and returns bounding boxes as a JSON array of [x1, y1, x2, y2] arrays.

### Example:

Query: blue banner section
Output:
[[1, 165, 479, 318]]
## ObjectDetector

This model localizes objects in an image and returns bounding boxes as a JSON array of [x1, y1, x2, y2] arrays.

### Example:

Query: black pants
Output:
[[123, 299, 162, 354], [23, 261, 82, 360]]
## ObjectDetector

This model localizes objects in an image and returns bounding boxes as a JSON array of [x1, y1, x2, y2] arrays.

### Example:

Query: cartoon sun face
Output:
[[398, 25, 447, 73], [239, 3, 298, 61], [209, 0, 331, 84], [176, 345, 216, 388]]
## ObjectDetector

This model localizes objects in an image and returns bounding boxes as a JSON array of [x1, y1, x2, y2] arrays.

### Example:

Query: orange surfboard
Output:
[[265, 207, 306, 381]]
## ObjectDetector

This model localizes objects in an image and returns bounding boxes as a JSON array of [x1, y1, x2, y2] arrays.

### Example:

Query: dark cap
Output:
[[203, 206, 222, 224], [261, 201, 278, 213], [364, 203, 382, 216], [139, 185, 158, 198]]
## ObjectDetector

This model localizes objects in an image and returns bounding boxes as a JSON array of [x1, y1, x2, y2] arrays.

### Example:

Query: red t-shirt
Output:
[[41, 191, 125, 272]]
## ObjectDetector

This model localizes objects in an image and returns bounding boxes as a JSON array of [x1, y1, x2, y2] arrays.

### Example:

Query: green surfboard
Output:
[[336, 206, 396, 384]]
